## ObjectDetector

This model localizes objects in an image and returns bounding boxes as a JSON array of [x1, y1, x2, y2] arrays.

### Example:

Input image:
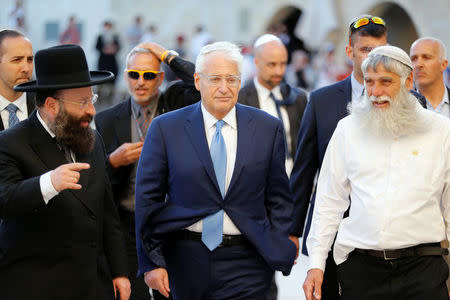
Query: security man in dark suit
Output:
[[0, 44, 130, 300], [238, 34, 307, 177], [0, 29, 34, 131], [238, 33, 307, 300], [95, 42, 199, 300]]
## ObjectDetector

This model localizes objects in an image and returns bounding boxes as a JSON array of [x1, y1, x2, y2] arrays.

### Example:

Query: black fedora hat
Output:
[[14, 44, 114, 92]]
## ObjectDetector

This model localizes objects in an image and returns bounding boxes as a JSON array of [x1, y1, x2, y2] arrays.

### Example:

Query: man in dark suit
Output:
[[290, 15, 388, 299], [135, 41, 296, 300], [238, 34, 307, 177], [0, 29, 34, 131], [238, 33, 306, 300], [0, 44, 130, 300], [95, 42, 199, 300], [410, 37, 449, 118]]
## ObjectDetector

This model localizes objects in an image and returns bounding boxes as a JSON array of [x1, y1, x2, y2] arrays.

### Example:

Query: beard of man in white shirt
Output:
[[303, 45, 450, 300]]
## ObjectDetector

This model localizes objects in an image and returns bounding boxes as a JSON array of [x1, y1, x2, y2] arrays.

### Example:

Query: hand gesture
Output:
[[109, 141, 143, 168], [113, 276, 131, 300], [144, 268, 171, 298], [50, 163, 90, 192], [303, 268, 324, 300], [135, 42, 167, 62]]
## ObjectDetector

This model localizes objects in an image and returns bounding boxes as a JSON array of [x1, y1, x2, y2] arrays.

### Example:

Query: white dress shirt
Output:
[[307, 103, 450, 271], [425, 87, 449, 118], [0, 92, 28, 129], [253, 77, 293, 175], [186, 103, 241, 235], [36, 111, 61, 204]]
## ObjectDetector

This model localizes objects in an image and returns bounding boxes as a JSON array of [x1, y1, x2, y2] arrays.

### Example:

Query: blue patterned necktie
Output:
[[6, 103, 20, 128], [202, 120, 227, 251]]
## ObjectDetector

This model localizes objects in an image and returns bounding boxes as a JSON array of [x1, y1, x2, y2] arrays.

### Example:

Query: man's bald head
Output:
[[253, 34, 288, 89]]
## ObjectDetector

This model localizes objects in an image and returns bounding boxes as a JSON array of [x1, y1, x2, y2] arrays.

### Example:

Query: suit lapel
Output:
[[68, 150, 93, 212], [28, 112, 69, 170], [26, 92, 36, 116], [337, 77, 352, 119], [114, 98, 132, 143], [227, 104, 254, 196], [246, 82, 261, 108], [184, 103, 221, 199]]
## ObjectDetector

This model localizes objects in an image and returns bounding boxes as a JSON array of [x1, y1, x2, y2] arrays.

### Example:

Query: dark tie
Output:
[[138, 106, 152, 137], [202, 120, 227, 251], [55, 139, 73, 163], [6, 103, 20, 128], [269, 92, 290, 159]]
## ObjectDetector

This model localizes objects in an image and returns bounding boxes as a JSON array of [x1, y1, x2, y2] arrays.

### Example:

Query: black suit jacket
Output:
[[0, 92, 35, 131], [238, 81, 308, 159], [95, 56, 200, 208], [0, 111, 127, 300]]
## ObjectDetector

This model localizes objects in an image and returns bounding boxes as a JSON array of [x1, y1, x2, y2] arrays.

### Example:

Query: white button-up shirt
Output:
[[185, 103, 241, 235], [253, 78, 293, 175], [307, 104, 450, 271]]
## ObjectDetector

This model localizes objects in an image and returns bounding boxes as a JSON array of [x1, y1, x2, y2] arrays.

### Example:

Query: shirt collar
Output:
[[253, 77, 282, 100], [130, 95, 160, 117], [443, 87, 449, 104], [201, 102, 237, 130], [36, 109, 56, 138], [351, 72, 365, 99], [0, 92, 27, 113]]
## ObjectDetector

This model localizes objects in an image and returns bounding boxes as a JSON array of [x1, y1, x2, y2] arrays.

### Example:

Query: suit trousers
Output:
[[337, 251, 449, 300], [163, 238, 274, 300], [118, 207, 171, 300]]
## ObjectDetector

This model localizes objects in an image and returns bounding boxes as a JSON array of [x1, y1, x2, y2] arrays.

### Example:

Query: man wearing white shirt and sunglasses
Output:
[[95, 42, 199, 300]]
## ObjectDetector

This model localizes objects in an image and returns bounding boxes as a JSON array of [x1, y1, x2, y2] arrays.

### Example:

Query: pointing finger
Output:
[[66, 163, 90, 171]]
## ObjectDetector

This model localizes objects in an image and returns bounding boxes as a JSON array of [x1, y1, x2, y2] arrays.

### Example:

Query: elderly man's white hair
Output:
[[362, 45, 413, 83], [195, 41, 243, 74]]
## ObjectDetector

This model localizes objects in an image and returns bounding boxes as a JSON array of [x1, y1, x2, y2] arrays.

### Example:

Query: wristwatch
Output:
[[164, 50, 179, 64]]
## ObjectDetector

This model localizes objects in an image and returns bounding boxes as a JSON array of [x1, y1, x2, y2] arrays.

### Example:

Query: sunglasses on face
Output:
[[352, 16, 386, 30], [125, 69, 160, 80]]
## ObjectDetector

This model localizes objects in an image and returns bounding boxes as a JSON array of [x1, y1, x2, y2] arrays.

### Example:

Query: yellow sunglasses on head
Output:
[[352, 16, 386, 29], [125, 69, 160, 80]]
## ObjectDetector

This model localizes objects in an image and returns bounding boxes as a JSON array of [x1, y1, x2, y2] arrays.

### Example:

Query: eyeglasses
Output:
[[351, 16, 386, 30], [199, 73, 241, 87], [125, 69, 160, 81], [54, 94, 98, 109]]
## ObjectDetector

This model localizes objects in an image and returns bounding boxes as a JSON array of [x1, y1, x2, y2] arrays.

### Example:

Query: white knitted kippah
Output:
[[253, 34, 281, 48], [368, 45, 413, 69]]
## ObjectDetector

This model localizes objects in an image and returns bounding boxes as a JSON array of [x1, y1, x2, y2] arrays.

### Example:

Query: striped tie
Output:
[[6, 103, 20, 128], [139, 106, 152, 137]]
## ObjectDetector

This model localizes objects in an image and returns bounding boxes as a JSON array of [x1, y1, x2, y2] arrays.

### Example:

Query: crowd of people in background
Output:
[[2, 3, 450, 300]]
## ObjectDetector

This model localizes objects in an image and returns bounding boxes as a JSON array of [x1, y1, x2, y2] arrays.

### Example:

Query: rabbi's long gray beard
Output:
[[349, 86, 422, 137]]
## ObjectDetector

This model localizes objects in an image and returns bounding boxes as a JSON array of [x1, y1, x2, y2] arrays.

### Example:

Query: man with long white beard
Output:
[[303, 45, 450, 300]]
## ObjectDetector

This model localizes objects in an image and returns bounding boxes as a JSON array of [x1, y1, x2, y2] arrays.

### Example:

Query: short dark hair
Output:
[[35, 90, 60, 107], [349, 15, 387, 46], [0, 29, 25, 58]]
